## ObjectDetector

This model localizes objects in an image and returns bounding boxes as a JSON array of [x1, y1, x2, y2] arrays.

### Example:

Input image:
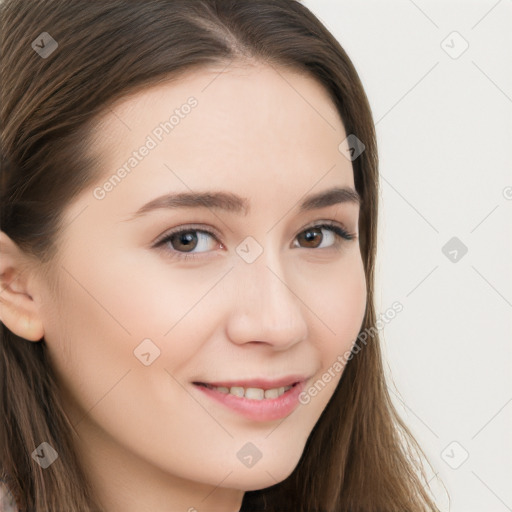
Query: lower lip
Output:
[[194, 381, 306, 422]]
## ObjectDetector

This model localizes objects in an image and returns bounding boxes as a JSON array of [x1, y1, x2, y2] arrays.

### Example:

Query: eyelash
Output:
[[153, 221, 356, 262]]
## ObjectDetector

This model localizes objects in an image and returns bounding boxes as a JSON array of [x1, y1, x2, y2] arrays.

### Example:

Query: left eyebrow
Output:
[[124, 185, 362, 220]]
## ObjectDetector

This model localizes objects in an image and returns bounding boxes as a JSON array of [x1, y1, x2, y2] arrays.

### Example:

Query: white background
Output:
[[302, 1, 512, 510]]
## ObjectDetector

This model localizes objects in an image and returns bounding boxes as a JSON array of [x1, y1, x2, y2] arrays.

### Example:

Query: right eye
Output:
[[154, 226, 223, 261]]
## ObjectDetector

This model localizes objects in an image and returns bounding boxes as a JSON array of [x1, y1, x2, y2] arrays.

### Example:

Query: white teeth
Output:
[[264, 388, 279, 399], [206, 384, 293, 399], [245, 388, 264, 400], [229, 386, 245, 398]]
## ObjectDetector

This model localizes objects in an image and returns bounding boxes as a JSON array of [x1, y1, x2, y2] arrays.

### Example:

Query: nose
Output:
[[224, 249, 309, 351]]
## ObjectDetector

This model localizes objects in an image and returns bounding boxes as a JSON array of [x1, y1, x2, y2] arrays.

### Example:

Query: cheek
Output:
[[306, 252, 367, 388], [310, 252, 367, 348], [40, 251, 222, 422], [40, 278, 135, 424], [82, 248, 223, 337]]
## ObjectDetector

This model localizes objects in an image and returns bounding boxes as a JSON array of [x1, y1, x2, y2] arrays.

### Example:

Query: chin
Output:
[[230, 456, 301, 491]]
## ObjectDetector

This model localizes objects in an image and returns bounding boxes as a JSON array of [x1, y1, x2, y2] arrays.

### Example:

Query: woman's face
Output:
[[37, 63, 367, 511]]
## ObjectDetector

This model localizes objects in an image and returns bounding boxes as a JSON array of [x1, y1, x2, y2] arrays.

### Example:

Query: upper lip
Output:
[[193, 374, 309, 390]]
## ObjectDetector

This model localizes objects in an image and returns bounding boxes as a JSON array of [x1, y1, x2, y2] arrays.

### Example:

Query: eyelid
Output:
[[301, 219, 356, 239], [153, 220, 355, 244], [152, 223, 222, 247]]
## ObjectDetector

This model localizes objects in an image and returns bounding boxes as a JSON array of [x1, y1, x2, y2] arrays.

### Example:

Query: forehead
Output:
[[98, 61, 341, 127], [92, 63, 347, 164], [80, 62, 355, 218]]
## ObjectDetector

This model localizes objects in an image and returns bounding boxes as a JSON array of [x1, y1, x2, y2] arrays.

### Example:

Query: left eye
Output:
[[154, 222, 355, 260]]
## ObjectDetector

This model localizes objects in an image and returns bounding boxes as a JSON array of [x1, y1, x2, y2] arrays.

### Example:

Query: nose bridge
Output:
[[226, 241, 308, 347]]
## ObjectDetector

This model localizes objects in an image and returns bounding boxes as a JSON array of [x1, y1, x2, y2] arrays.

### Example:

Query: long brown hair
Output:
[[0, 1, 443, 510]]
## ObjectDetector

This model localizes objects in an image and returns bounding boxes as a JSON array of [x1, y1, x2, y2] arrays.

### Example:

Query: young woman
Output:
[[0, 1, 442, 510]]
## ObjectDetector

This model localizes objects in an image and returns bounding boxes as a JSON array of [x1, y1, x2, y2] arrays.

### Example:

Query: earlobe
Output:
[[0, 232, 45, 342], [0, 298, 45, 341]]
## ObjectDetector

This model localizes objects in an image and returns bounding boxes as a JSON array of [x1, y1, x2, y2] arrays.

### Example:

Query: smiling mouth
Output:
[[192, 378, 308, 422], [193, 381, 300, 400]]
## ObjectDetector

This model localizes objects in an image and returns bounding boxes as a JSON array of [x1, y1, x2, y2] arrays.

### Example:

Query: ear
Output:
[[0, 231, 45, 342]]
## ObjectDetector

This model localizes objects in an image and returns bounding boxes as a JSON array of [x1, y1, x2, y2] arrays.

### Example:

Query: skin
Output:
[[0, 62, 367, 512]]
